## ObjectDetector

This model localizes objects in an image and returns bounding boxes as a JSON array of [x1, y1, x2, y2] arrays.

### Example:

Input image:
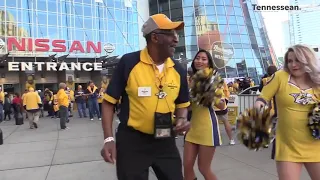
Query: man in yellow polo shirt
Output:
[[57, 83, 69, 130], [101, 14, 190, 180]]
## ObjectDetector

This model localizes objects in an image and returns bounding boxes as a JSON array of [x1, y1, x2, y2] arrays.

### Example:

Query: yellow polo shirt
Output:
[[57, 89, 69, 107], [104, 48, 190, 134]]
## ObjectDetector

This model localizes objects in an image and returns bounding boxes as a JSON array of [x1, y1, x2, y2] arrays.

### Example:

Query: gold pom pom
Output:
[[190, 68, 224, 107], [237, 106, 273, 151], [308, 103, 320, 139]]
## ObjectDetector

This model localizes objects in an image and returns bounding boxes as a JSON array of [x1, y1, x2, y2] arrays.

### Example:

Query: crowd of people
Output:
[[0, 80, 110, 130]]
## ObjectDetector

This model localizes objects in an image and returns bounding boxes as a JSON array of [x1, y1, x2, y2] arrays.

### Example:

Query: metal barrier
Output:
[[238, 94, 259, 115]]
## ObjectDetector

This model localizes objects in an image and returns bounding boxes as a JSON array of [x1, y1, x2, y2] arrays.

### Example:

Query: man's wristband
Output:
[[103, 137, 115, 144]]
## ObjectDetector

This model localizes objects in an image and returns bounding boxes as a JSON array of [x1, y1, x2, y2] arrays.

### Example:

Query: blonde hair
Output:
[[284, 44, 320, 86]]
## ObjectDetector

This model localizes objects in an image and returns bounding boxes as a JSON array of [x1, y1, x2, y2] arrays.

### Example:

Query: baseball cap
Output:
[[141, 14, 184, 37]]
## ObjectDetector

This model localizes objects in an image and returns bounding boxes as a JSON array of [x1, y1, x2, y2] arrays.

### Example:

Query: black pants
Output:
[[99, 103, 102, 116], [59, 106, 68, 129], [4, 111, 11, 120], [116, 124, 183, 180]]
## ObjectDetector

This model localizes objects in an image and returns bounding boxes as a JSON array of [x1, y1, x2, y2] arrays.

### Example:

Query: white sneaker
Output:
[[90, 119, 94, 121], [62, 127, 70, 130], [98, 118, 101, 121], [229, 139, 235, 145]]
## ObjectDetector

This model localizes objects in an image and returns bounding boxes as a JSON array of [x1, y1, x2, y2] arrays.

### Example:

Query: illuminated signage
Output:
[[8, 62, 103, 71], [3, 37, 103, 53]]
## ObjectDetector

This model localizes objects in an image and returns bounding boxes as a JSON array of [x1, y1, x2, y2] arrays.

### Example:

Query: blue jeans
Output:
[[88, 99, 100, 119], [77, 102, 87, 118]]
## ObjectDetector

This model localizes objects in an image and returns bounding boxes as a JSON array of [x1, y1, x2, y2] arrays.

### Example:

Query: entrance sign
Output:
[[8, 62, 103, 71], [4, 37, 110, 53]]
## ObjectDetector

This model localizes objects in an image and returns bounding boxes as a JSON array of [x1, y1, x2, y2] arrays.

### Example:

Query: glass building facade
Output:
[[0, 0, 141, 58], [149, 0, 277, 84]]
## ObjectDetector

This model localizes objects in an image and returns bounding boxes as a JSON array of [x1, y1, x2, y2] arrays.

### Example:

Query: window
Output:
[[229, 25, 239, 34], [37, 0, 47, 11], [75, 29, 85, 41], [215, 0, 224, 5], [233, 0, 241, 7], [253, 58, 262, 68], [185, 26, 196, 36], [207, 15, 217, 23], [183, 0, 194, 7], [228, 16, 237, 24], [84, 6, 92, 17], [183, 7, 194, 17], [149, 3, 158, 15], [226, 65, 238, 78], [83, 0, 91, 4], [48, 13, 58, 26], [133, 12, 138, 22], [74, 4, 83, 16], [134, 35, 139, 45], [171, 9, 183, 21], [234, 7, 243, 16], [37, 26, 48, 37], [159, 0, 169, 12], [221, 34, 232, 43], [184, 16, 195, 26], [6, 0, 17, 7], [225, 6, 235, 15], [219, 25, 228, 33], [115, 9, 122, 20], [226, 59, 236, 68], [236, 16, 245, 25], [243, 49, 253, 58], [185, 36, 198, 46], [6, 9, 18, 22], [107, 0, 115, 7], [238, 25, 248, 34], [233, 43, 243, 48], [115, 0, 123, 8], [217, 15, 227, 24], [48, 1, 57, 12], [108, 31, 116, 44], [37, 12, 48, 25], [205, 6, 216, 15], [231, 35, 241, 43], [245, 59, 255, 68], [225, 0, 232, 6], [204, 0, 214, 6], [84, 18, 92, 29], [234, 49, 244, 59], [116, 31, 124, 44], [240, 35, 250, 44], [108, 21, 115, 31], [216, 6, 226, 15]]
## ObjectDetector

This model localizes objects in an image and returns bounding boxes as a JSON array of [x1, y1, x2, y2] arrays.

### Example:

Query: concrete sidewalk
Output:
[[0, 117, 310, 180]]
